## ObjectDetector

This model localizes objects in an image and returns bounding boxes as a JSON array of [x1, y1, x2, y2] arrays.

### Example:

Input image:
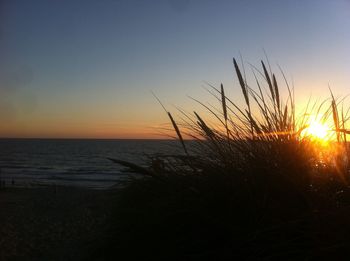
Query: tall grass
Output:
[[111, 58, 350, 213], [107, 58, 350, 260], [166, 58, 349, 179]]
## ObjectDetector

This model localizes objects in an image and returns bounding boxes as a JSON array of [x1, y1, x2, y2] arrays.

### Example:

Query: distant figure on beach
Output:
[[151, 158, 165, 172]]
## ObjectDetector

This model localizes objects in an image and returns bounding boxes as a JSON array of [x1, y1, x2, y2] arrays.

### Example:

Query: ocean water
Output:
[[0, 139, 183, 189]]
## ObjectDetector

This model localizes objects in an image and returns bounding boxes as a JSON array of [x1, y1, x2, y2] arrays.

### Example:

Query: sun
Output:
[[301, 116, 330, 141]]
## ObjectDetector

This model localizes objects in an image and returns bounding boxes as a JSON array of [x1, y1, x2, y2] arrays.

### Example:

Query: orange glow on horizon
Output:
[[0, 123, 173, 139]]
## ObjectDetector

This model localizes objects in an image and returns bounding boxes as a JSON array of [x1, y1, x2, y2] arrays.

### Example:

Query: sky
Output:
[[1, 0, 350, 138]]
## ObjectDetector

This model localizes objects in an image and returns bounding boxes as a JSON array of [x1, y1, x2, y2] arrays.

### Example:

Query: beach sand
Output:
[[0, 186, 117, 260]]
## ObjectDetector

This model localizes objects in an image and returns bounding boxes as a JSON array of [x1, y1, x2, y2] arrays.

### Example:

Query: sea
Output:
[[0, 139, 183, 189]]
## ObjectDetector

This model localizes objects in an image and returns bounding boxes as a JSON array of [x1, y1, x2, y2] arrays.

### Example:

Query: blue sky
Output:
[[1, 0, 350, 138]]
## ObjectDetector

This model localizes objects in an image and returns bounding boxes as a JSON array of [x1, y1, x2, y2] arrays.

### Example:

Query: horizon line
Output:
[[0, 137, 191, 141]]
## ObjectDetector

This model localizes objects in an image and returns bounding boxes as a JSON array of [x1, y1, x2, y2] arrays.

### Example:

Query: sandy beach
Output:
[[0, 186, 117, 260]]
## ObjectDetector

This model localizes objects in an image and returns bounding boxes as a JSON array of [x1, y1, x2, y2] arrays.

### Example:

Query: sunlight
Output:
[[301, 116, 330, 142]]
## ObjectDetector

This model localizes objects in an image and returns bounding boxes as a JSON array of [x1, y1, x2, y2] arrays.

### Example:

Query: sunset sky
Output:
[[1, 0, 350, 138]]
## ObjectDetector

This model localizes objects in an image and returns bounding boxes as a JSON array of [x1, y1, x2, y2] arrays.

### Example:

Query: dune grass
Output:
[[103, 58, 350, 260]]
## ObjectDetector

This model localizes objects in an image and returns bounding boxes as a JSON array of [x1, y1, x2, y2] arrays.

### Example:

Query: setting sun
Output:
[[301, 117, 330, 141]]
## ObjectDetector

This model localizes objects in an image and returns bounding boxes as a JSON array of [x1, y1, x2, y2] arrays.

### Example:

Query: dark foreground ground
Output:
[[0, 186, 117, 261], [2, 180, 350, 261]]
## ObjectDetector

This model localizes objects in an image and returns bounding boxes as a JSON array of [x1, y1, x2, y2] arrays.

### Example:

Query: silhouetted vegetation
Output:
[[99, 58, 350, 260]]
